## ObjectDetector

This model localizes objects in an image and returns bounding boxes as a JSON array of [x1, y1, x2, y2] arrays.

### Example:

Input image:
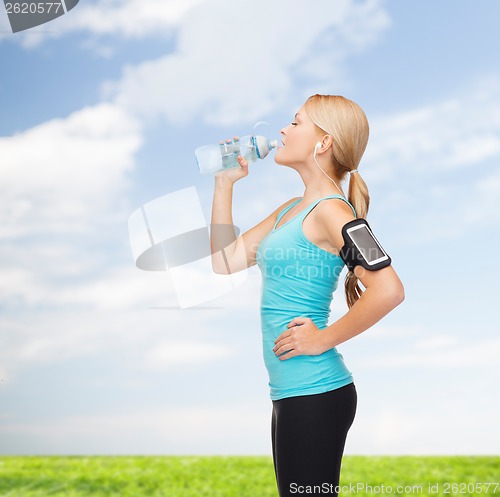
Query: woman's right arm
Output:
[[210, 155, 298, 274]]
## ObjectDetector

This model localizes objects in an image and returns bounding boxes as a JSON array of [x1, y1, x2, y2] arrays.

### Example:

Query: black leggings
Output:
[[271, 383, 357, 497]]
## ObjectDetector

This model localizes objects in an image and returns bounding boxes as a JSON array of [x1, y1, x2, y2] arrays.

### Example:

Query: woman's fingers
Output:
[[214, 149, 249, 183], [273, 339, 293, 355], [237, 155, 248, 168]]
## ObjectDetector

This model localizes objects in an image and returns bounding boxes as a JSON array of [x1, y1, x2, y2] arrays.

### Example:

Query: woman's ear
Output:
[[316, 135, 334, 154], [323, 134, 334, 150]]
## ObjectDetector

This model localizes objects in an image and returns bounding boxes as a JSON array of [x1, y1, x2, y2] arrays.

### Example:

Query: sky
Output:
[[0, 0, 499, 456]]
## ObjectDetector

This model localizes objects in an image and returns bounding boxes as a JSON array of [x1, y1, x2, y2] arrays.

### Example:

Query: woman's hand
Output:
[[272, 317, 329, 360], [214, 154, 249, 185]]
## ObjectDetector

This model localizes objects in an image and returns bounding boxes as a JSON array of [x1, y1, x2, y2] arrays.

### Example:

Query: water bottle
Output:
[[195, 134, 278, 175]]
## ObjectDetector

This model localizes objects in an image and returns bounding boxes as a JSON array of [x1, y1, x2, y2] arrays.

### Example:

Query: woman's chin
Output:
[[274, 148, 286, 165], [274, 154, 292, 168]]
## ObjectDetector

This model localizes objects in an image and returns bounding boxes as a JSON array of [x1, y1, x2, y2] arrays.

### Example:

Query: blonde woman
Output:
[[210, 95, 405, 496]]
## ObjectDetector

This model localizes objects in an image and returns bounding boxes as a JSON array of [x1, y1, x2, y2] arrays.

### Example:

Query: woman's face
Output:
[[274, 104, 323, 166]]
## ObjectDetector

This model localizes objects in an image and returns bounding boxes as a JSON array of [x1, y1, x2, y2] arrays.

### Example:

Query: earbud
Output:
[[314, 142, 321, 155]]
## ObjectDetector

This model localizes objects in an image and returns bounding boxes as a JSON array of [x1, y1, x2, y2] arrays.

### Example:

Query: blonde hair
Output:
[[304, 94, 370, 309]]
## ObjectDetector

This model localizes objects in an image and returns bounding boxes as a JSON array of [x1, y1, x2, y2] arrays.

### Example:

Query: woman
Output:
[[210, 94, 405, 496]]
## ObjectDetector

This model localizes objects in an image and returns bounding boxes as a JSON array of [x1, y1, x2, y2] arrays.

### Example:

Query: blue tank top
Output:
[[256, 195, 356, 400]]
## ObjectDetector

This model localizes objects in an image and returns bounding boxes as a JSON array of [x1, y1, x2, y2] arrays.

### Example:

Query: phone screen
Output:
[[349, 225, 387, 263]]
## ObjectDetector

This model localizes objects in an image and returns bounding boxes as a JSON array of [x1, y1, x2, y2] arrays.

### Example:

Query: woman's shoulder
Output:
[[316, 195, 356, 219], [311, 197, 356, 241]]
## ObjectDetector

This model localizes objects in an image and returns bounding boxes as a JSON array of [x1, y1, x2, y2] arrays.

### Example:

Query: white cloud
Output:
[[144, 341, 233, 370], [0, 272, 263, 378], [103, 0, 390, 126], [0, 102, 142, 238], [368, 338, 500, 369], [0, 102, 151, 386], [365, 77, 500, 183], [0, 309, 227, 377], [343, 324, 500, 371], [0, 0, 207, 48], [414, 335, 459, 350], [66, 0, 205, 38], [0, 266, 172, 311]]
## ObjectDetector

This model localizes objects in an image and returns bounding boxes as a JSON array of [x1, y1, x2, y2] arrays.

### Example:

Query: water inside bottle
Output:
[[221, 138, 240, 170], [222, 151, 239, 170]]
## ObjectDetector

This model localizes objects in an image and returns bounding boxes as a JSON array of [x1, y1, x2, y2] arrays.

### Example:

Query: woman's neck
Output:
[[298, 168, 346, 203]]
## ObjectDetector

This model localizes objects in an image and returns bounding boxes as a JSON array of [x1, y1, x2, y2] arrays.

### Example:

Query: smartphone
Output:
[[345, 222, 390, 267]]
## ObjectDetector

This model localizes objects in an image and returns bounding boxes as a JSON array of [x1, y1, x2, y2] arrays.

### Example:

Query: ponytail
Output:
[[345, 171, 370, 308]]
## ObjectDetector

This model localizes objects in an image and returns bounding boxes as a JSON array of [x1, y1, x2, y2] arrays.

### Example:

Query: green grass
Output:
[[0, 456, 498, 496]]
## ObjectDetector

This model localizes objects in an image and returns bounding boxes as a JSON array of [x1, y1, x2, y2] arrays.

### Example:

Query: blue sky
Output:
[[1, 0, 499, 456]]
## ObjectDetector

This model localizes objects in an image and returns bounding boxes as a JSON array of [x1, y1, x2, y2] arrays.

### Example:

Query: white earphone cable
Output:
[[313, 145, 345, 198]]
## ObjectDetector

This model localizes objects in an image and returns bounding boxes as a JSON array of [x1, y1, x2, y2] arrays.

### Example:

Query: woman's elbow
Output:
[[212, 264, 226, 275], [391, 283, 405, 306], [375, 282, 404, 308], [211, 254, 228, 275]]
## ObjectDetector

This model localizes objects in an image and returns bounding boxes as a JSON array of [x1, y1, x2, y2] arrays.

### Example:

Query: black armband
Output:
[[339, 218, 392, 272]]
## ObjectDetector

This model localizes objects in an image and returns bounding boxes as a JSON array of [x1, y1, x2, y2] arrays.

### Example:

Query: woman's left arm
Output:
[[321, 264, 405, 350], [273, 202, 405, 360], [273, 266, 404, 359]]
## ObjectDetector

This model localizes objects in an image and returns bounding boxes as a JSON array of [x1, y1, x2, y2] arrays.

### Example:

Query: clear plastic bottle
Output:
[[195, 135, 278, 175]]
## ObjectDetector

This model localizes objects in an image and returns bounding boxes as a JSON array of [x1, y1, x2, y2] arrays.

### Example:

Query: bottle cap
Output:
[[254, 135, 278, 159]]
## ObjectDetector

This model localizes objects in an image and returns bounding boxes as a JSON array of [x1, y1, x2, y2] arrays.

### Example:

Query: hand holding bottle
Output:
[[214, 153, 249, 184], [215, 155, 252, 184], [195, 134, 278, 176]]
